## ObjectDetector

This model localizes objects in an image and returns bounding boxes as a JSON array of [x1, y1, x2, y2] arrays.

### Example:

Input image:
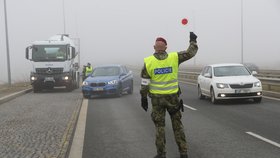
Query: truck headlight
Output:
[[82, 81, 89, 86], [216, 83, 229, 89], [31, 76, 37, 81], [64, 76, 69, 80], [254, 81, 261, 87], [108, 80, 118, 85]]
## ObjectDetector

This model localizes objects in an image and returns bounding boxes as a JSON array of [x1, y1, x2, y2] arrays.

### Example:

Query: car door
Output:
[[119, 66, 129, 89], [199, 66, 208, 94], [203, 66, 213, 96]]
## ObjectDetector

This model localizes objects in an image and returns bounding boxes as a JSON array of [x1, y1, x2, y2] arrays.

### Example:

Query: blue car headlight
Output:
[[108, 80, 118, 85]]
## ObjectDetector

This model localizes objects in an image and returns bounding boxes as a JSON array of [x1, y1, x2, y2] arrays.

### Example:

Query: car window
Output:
[[121, 66, 128, 74], [92, 67, 121, 76], [203, 66, 211, 77], [206, 66, 212, 76], [214, 66, 251, 77], [124, 66, 129, 73], [201, 67, 208, 76]]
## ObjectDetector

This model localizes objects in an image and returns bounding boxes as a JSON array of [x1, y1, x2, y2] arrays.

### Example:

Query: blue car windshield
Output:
[[92, 67, 120, 77], [214, 66, 250, 77]]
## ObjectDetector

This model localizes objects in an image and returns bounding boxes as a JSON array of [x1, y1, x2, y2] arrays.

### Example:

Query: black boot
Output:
[[154, 154, 166, 158], [180, 154, 188, 158]]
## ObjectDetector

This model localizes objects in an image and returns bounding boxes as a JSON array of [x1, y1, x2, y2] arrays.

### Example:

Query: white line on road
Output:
[[68, 99, 88, 158], [246, 131, 280, 149], [183, 104, 197, 111]]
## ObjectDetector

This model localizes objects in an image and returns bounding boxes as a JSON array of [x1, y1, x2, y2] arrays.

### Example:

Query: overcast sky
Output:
[[0, 0, 280, 83]]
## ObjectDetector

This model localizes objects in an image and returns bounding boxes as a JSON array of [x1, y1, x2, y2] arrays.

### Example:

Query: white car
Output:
[[197, 63, 262, 104]]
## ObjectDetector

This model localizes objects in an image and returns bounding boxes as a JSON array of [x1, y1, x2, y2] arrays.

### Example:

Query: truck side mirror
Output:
[[71, 47, 76, 58], [25, 46, 31, 59]]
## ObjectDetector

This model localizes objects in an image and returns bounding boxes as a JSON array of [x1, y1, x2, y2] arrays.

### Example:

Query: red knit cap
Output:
[[156, 37, 167, 45]]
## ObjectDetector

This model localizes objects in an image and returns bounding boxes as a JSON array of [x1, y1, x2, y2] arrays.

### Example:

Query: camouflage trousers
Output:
[[151, 95, 187, 155]]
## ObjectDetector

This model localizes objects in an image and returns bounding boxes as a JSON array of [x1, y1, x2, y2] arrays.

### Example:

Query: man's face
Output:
[[154, 41, 167, 53]]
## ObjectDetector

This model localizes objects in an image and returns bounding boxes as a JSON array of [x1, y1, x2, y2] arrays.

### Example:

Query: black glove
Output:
[[180, 99, 184, 112], [189, 32, 197, 42], [141, 97, 148, 112]]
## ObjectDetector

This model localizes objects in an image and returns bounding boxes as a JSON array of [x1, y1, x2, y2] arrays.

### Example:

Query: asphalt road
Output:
[[81, 74, 280, 158]]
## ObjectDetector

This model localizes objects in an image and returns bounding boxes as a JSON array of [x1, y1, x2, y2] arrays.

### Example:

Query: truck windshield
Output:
[[32, 45, 67, 61]]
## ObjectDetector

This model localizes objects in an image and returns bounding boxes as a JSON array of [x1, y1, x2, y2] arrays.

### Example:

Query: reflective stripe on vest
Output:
[[85, 66, 93, 76], [144, 52, 179, 94]]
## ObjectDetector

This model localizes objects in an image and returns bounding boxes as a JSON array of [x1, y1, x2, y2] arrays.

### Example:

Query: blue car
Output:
[[82, 64, 133, 98]]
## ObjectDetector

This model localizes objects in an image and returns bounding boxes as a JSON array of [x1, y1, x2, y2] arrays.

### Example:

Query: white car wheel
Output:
[[198, 86, 205, 99], [211, 88, 217, 104], [253, 97, 262, 103]]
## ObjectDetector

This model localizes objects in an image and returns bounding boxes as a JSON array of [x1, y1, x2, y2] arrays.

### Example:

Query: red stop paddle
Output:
[[181, 18, 188, 25]]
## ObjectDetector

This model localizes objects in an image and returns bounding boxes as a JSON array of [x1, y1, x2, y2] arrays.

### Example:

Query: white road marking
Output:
[[183, 104, 197, 111], [69, 99, 88, 158], [246, 131, 280, 149]]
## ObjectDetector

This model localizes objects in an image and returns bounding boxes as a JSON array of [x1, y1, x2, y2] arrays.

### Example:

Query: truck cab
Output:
[[26, 34, 80, 92]]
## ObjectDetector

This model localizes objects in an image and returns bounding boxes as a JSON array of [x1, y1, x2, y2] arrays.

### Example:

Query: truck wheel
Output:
[[128, 80, 133, 94], [75, 79, 80, 89], [33, 85, 41, 93], [66, 83, 73, 92], [75, 80, 79, 89]]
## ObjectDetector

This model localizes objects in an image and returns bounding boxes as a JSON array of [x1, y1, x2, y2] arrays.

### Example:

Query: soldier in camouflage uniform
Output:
[[140, 32, 198, 158]]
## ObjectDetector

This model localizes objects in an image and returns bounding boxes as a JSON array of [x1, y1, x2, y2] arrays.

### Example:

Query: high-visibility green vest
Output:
[[85, 66, 93, 76], [144, 52, 179, 94]]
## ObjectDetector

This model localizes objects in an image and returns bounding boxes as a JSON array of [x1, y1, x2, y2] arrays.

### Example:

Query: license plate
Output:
[[94, 87, 103, 91], [235, 89, 250, 93], [45, 77, 54, 81]]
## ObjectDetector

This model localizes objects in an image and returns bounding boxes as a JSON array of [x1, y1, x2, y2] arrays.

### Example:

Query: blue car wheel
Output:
[[116, 84, 122, 97], [128, 80, 133, 94]]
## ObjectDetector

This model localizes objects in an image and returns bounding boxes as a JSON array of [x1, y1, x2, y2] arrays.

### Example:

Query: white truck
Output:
[[25, 34, 80, 92]]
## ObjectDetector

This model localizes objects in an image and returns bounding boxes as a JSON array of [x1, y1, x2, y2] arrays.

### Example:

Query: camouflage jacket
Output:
[[140, 41, 198, 98]]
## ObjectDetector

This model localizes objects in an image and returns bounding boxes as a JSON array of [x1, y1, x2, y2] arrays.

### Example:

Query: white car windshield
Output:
[[214, 66, 250, 77]]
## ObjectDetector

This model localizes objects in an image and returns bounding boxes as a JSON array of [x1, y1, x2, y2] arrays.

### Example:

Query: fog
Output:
[[0, 0, 280, 83]]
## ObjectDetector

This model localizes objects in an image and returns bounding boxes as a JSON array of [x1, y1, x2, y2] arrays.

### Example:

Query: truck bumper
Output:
[[30, 73, 72, 87]]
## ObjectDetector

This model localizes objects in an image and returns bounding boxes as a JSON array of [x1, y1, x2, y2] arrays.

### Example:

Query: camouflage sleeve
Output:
[[140, 64, 150, 98], [178, 41, 198, 64]]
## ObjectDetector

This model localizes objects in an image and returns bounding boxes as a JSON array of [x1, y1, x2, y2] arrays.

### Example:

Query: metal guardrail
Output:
[[178, 71, 280, 98], [128, 66, 280, 98]]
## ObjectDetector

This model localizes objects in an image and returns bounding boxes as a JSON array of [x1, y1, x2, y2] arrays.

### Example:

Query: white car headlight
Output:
[[108, 80, 118, 85], [216, 83, 229, 89], [254, 81, 261, 87], [82, 81, 89, 86]]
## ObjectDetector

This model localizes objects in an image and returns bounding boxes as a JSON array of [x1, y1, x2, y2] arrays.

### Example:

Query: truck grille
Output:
[[230, 83, 253, 89], [90, 82, 106, 87], [36, 68, 63, 75]]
